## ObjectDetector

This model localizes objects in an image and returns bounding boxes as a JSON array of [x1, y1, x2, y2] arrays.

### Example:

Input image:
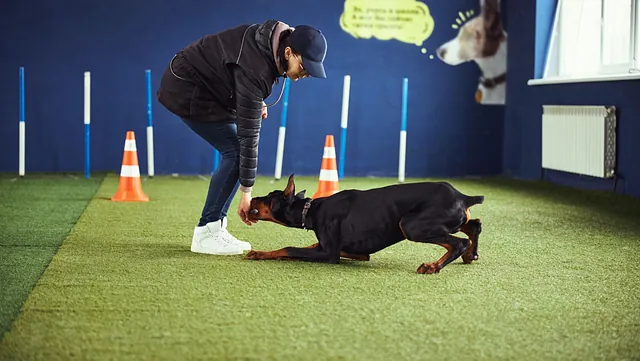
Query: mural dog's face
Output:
[[436, 0, 505, 65]]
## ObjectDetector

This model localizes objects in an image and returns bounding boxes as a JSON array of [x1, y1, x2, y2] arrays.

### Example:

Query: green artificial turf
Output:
[[0, 173, 103, 340], [0, 173, 639, 360]]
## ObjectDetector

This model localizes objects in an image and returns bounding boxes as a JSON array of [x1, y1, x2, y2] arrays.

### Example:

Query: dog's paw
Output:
[[461, 252, 479, 264], [417, 263, 441, 274], [244, 250, 265, 260]]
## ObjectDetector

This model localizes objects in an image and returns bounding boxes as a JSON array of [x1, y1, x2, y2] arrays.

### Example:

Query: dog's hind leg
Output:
[[412, 235, 470, 274], [400, 211, 470, 274], [414, 236, 469, 274], [460, 218, 482, 264]]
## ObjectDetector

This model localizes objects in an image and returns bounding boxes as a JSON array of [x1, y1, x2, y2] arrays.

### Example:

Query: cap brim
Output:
[[303, 58, 326, 79]]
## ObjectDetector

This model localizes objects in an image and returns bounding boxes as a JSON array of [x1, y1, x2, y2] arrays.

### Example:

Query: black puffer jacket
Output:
[[157, 19, 285, 190]]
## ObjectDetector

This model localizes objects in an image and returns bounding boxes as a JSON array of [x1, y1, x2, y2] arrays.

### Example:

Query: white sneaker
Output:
[[220, 217, 252, 251], [191, 221, 243, 255]]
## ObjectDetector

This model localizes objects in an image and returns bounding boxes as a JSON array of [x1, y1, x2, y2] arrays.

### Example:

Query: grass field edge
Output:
[[0, 173, 107, 342]]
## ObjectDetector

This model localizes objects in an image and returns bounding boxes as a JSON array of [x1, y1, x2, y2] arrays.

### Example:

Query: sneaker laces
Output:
[[220, 228, 242, 243], [219, 220, 243, 243], [202, 225, 235, 246]]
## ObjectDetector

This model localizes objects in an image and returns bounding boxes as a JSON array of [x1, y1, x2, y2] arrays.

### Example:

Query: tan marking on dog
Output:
[[248, 202, 287, 226]]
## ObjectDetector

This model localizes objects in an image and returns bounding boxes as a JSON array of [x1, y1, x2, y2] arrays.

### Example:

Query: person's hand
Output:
[[238, 191, 254, 226], [261, 101, 268, 120]]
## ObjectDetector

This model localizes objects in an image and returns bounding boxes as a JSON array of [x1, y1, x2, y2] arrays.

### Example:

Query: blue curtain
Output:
[[535, 0, 559, 78]]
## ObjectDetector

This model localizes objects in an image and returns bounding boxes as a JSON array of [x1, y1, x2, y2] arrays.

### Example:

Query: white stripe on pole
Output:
[[274, 126, 286, 180], [19, 122, 25, 176], [19, 67, 25, 177], [341, 76, 350, 128], [147, 126, 154, 177], [84, 72, 90, 125], [84, 71, 91, 179], [398, 131, 407, 183], [339, 75, 350, 179], [120, 165, 141, 177], [319, 169, 339, 182], [323, 146, 336, 159], [398, 78, 409, 183], [146, 69, 154, 177]]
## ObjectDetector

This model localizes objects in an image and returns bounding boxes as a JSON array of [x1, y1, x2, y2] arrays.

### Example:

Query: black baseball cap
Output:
[[289, 25, 327, 78]]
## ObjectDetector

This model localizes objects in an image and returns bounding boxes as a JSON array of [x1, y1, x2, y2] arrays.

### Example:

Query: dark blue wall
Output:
[[0, 0, 504, 179], [504, 0, 640, 198]]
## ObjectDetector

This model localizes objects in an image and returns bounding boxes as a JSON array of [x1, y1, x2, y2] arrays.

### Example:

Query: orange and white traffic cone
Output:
[[312, 135, 340, 199], [111, 131, 149, 202]]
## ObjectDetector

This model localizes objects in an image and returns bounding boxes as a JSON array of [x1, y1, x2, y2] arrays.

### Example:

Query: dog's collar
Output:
[[301, 199, 313, 230], [480, 73, 506, 89]]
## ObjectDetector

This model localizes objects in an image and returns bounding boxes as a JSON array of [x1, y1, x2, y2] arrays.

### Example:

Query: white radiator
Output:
[[541, 105, 617, 179]]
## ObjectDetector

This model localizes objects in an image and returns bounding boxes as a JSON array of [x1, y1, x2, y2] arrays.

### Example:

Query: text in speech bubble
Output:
[[340, 0, 435, 47]]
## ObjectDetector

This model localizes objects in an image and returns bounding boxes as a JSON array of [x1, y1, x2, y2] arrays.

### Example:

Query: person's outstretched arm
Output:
[[232, 66, 264, 225]]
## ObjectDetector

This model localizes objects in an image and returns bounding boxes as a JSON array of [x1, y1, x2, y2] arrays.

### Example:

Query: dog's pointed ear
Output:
[[480, 0, 500, 12], [295, 189, 306, 199], [481, 0, 503, 39], [283, 173, 295, 198]]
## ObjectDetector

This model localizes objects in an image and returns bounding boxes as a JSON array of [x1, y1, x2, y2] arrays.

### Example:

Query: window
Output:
[[543, 0, 640, 80]]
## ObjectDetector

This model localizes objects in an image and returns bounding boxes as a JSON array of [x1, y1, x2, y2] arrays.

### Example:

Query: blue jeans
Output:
[[181, 117, 241, 227]]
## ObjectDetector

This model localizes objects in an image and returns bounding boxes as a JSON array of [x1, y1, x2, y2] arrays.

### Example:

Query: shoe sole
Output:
[[225, 239, 251, 251], [191, 245, 243, 256], [227, 242, 251, 251]]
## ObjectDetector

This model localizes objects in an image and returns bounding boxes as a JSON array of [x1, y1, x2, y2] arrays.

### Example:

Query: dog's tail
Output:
[[464, 195, 485, 207]]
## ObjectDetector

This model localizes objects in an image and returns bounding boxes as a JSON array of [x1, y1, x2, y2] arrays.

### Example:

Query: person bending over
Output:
[[157, 20, 328, 255]]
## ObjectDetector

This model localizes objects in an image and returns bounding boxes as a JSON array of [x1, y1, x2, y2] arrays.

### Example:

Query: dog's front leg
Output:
[[244, 243, 318, 261], [244, 248, 297, 261], [245, 220, 342, 263], [339, 252, 370, 261], [245, 244, 337, 263], [262, 219, 343, 263], [312, 219, 343, 264], [299, 241, 368, 261]]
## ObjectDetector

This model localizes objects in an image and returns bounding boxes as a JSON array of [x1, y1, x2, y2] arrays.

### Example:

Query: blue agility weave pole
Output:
[[274, 77, 291, 180], [146, 69, 155, 177], [84, 71, 91, 179], [19, 67, 25, 177], [398, 78, 408, 183], [338, 75, 351, 180]]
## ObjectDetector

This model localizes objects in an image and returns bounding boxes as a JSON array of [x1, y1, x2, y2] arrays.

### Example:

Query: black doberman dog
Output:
[[246, 174, 484, 274]]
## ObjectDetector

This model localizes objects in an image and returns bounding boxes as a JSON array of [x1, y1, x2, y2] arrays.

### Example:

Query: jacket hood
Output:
[[254, 19, 287, 79]]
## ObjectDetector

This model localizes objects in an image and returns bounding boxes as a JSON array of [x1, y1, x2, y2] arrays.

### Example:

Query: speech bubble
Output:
[[340, 0, 435, 47]]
